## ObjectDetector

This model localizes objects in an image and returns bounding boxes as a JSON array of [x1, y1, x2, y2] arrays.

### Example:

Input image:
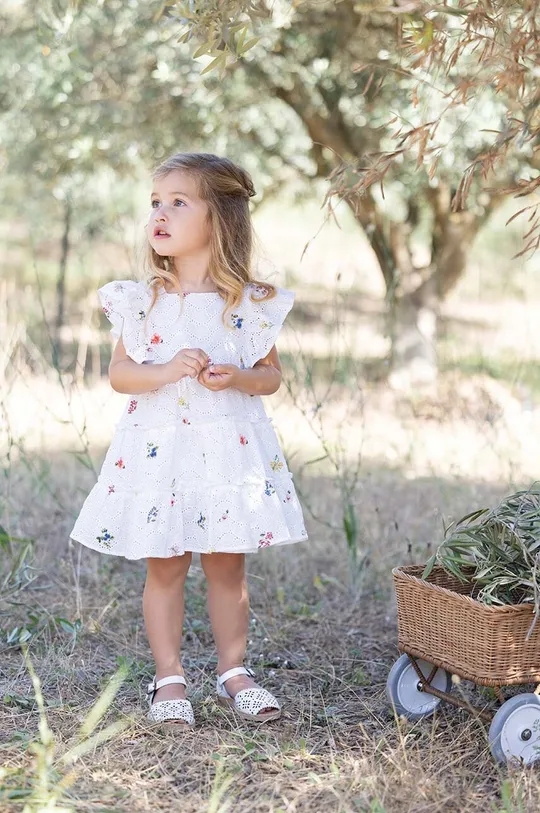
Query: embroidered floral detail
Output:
[[270, 455, 283, 472], [151, 333, 163, 344], [170, 478, 176, 506], [258, 531, 274, 548], [239, 434, 248, 446], [127, 399, 138, 414], [137, 310, 146, 320], [178, 396, 189, 407], [146, 442, 158, 458], [182, 417, 191, 425], [253, 284, 269, 298], [147, 506, 158, 523], [218, 510, 229, 522], [264, 480, 275, 496], [197, 512, 207, 530], [115, 458, 125, 469], [283, 490, 292, 502], [239, 356, 246, 370], [169, 545, 182, 556], [113, 282, 124, 292], [102, 303, 112, 318], [231, 313, 244, 329], [108, 485, 115, 495], [96, 528, 114, 549], [260, 320, 274, 329]]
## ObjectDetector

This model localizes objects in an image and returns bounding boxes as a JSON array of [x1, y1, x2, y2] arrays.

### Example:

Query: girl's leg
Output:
[[143, 552, 192, 706], [200, 552, 274, 712]]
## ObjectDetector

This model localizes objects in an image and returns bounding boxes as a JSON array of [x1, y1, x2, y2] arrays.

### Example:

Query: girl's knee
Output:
[[146, 552, 192, 584], [201, 552, 245, 582]]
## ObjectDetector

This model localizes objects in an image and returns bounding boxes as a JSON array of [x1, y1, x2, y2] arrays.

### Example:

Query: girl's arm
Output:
[[108, 337, 208, 395], [197, 346, 281, 396], [232, 346, 282, 396]]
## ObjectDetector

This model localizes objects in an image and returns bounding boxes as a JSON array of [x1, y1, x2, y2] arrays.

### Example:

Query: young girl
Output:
[[70, 152, 308, 728]]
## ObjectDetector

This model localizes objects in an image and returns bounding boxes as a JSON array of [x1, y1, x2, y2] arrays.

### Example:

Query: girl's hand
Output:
[[197, 363, 240, 391], [164, 348, 209, 383]]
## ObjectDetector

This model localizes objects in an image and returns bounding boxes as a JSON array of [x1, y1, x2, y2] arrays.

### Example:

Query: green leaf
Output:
[[441, 558, 469, 582], [422, 554, 436, 580], [238, 36, 259, 55], [421, 20, 434, 50], [235, 24, 248, 53], [343, 502, 357, 547], [474, 566, 496, 580], [447, 555, 476, 567], [193, 41, 212, 59], [456, 508, 489, 524], [7, 790, 32, 800], [57, 618, 75, 633], [228, 23, 247, 35], [200, 53, 227, 76]]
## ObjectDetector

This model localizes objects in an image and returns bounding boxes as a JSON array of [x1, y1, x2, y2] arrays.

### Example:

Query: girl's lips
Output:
[[153, 227, 171, 238], [154, 233, 171, 239]]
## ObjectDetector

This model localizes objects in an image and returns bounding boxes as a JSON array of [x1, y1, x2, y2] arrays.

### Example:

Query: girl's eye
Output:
[[150, 199, 185, 208]]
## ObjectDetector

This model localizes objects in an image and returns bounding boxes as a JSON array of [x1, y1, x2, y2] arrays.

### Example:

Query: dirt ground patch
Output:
[[3, 290, 540, 811], [2, 445, 539, 811]]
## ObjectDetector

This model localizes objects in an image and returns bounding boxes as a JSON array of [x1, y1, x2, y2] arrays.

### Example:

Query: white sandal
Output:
[[216, 666, 281, 722], [146, 674, 195, 727]]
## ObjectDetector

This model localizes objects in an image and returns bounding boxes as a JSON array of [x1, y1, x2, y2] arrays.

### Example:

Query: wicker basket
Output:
[[393, 565, 540, 686]]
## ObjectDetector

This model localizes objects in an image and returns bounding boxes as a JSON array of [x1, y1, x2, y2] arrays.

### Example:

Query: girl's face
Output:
[[147, 169, 211, 258]]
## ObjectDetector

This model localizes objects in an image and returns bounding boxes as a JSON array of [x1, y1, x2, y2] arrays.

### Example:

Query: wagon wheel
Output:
[[386, 653, 452, 720], [488, 693, 540, 766]]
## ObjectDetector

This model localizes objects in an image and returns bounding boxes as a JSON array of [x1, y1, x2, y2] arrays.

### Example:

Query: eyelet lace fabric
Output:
[[70, 280, 309, 559], [147, 699, 195, 725], [232, 687, 280, 715]]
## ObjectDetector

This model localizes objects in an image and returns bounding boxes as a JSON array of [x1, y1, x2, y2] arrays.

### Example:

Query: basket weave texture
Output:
[[393, 565, 540, 686]]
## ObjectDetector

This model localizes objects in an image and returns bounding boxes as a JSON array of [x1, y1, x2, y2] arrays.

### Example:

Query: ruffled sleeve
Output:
[[241, 283, 296, 368], [98, 280, 126, 340], [97, 280, 149, 363]]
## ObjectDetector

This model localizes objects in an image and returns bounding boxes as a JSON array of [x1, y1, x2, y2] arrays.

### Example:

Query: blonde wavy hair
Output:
[[143, 152, 276, 329]]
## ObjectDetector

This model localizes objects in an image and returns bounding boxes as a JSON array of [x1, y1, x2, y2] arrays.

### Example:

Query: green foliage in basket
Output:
[[422, 487, 540, 623]]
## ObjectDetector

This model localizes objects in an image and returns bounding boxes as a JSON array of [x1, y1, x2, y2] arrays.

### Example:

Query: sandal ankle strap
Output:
[[217, 666, 255, 686], [147, 674, 187, 694]]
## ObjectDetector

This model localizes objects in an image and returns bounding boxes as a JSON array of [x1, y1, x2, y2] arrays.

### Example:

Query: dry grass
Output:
[[3, 287, 540, 811]]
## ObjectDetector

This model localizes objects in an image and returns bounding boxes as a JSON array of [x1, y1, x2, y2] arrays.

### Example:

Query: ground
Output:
[[2, 284, 540, 812]]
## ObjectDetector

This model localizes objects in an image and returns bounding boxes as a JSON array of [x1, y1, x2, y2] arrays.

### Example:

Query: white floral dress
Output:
[[69, 280, 308, 560]]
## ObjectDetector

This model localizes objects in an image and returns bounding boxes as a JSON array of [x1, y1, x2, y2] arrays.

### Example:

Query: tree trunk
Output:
[[388, 206, 481, 388], [387, 280, 439, 389], [53, 197, 72, 370], [346, 182, 497, 386], [247, 44, 508, 386]]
